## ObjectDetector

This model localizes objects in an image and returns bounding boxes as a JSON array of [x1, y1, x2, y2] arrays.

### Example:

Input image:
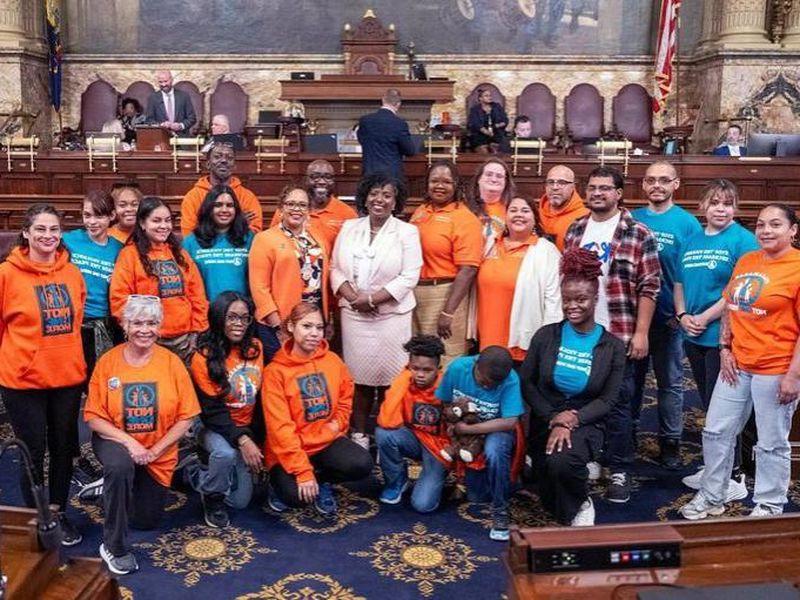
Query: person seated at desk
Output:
[[201, 114, 246, 153], [101, 119, 132, 151], [145, 69, 197, 134], [712, 124, 747, 156], [120, 97, 145, 148], [500, 115, 533, 154], [468, 88, 507, 154]]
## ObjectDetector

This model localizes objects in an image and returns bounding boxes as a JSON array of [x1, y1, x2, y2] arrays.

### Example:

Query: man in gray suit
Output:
[[145, 70, 197, 133]]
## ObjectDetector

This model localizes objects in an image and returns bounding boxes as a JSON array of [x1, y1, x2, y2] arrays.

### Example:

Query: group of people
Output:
[[0, 139, 797, 576]]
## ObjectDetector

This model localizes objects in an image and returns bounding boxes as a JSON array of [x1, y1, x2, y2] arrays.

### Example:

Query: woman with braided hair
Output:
[[520, 247, 626, 526]]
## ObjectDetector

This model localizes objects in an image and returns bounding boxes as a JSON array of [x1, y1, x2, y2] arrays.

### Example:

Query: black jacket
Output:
[[195, 378, 264, 448], [520, 321, 626, 427], [357, 107, 416, 180]]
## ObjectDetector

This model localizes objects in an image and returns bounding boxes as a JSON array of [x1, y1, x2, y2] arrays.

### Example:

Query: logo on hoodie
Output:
[[153, 259, 185, 298], [34, 283, 75, 336], [297, 373, 331, 422], [122, 382, 158, 433]]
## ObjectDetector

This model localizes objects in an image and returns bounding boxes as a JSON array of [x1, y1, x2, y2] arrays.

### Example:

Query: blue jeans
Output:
[[632, 320, 685, 442], [186, 427, 254, 509], [375, 426, 448, 513], [700, 371, 797, 511], [465, 430, 515, 515]]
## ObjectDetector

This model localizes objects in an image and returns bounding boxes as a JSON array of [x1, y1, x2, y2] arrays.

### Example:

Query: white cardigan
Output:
[[330, 215, 423, 315]]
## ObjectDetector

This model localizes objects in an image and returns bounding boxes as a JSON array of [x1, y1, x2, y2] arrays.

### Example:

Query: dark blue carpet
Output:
[[1, 364, 798, 599]]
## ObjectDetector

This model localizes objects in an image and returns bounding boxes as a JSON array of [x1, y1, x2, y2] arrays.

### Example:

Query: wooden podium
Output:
[[136, 126, 172, 152], [0, 505, 118, 599]]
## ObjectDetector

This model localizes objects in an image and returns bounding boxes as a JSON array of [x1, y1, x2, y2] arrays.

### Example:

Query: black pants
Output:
[[269, 437, 373, 507], [1, 385, 82, 509], [93, 435, 168, 556], [683, 341, 742, 473], [532, 422, 603, 525]]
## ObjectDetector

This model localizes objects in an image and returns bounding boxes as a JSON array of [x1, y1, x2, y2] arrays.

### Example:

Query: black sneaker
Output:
[[59, 513, 83, 546], [489, 510, 510, 542], [660, 439, 682, 470], [201, 493, 230, 528], [72, 457, 105, 501], [606, 472, 631, 504], [99, 543, 139, 575]]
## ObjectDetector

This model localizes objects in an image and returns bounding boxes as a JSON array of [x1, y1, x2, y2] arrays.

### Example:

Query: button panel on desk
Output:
[[531, 543, 681, 573]]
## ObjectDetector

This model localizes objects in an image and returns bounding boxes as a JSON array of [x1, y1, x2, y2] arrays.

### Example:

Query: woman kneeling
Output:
[[84, 295, 200, 575]]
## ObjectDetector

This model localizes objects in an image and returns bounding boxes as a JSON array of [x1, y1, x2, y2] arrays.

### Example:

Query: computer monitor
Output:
[[746, 133, 778, 157], [303, 134, 337, 154], [776, 134, 800, 157], [258, 110, 282, 124]]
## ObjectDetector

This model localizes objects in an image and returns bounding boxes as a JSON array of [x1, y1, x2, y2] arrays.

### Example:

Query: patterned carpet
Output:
[[1, 364, 799, 599]]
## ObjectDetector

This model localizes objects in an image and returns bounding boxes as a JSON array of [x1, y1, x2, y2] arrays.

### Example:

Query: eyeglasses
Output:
[[545, 179, 574, 188], [586, 185, 618, 193], [283, 202, 309, 211], [308, 172, 334, 181], [225, 314, 253, 325], [643, 176, 677, 186]]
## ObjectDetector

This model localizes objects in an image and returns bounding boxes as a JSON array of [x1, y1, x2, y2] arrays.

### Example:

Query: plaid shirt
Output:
[[563, 208, 661, 345]]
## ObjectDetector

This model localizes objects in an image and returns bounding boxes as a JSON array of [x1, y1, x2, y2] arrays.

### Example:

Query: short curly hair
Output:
[[354, 173, 407, 217]]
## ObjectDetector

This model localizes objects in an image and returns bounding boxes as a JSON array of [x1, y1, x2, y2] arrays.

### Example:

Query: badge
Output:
[[108, 377, 120, 391]]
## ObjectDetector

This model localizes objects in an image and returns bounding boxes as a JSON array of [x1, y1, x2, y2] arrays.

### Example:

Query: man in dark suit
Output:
[[357, 89, 416, 180], [145, 70, 197, 133], [712, 124, 747, 156]]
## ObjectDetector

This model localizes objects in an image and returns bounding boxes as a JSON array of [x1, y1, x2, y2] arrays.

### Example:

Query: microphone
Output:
[[0, 438, 63, 550]]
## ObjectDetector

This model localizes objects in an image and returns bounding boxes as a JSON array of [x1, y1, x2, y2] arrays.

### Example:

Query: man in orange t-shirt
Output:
[[269, 160, 357, 252], [375, 335, 449, 511], [538, 165, 588, 251]]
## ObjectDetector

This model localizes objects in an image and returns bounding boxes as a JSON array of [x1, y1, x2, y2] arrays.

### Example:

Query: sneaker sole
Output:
[[379, 481, 410, 505], [606, 495, 630, 504], [681, 505, 725, 521], [266, 500, 288, 513], [203, 514, 229, 528], [99, 544, 138, 575], [77, 481, 104, 500], [489, 530, 510, 542], [61, 534, 83, 547]]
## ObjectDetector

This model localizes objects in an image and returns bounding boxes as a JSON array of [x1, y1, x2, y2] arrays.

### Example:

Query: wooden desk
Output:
[[506, 515, 800, 599]]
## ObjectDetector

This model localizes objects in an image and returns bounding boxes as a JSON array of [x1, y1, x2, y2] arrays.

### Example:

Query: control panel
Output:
[[531, 543, 681, 573]]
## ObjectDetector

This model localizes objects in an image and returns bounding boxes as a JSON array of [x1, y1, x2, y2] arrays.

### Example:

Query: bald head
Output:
[[211, 114, 230, 135], [305, 160, 336, 207], [544, 165, 576, 209], [156, 70, 173, 93], [643, 160, 680, 208]]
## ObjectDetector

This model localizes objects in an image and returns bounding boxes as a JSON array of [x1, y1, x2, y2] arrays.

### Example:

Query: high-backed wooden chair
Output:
[[122, 81, 154, 115], [210, 80, 248, 134], [516, 83, 556, 141], [80, 80, 120, 134], [174, 81, 204, 135], [612, 83, 654, 146], [465, 83, 506, 115], [564, 83, 604, 151]]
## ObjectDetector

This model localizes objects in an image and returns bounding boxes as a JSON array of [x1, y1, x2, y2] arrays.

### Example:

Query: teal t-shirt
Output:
[[182, 231, 253, 302], [62, 229, 123, 319], [552, 322, 603, 397], [435, 355, 524, 422], [676, 222, 758, 347], [632, 204, 702, 323]]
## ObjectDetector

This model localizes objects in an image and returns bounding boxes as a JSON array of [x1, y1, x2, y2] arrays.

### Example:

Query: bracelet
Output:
[[368, 295, 376, 309], [676, 312, 688, 321], [440, 310, 454, 318]]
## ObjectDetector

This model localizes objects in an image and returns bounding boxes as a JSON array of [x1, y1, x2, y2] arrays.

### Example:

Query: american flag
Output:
[[653, 0, 682, 113]]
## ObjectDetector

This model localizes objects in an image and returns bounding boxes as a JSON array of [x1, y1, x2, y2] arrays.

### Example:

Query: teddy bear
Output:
[[440, 396, 485, 464]]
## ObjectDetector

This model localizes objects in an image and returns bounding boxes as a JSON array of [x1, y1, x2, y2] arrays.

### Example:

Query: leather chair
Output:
[[612, 83, 654, 147], [465, 83, 506, 151], [564, 83, 604, 152], [174, 81, 204, 135], [80, 80, 120, 134], [122, 81, 154, 115], [516, 83, 556, 141], [210, 80, 248, 134]]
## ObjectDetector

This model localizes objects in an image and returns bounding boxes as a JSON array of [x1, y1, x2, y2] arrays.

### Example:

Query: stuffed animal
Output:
[[440, 396, 485, 464]]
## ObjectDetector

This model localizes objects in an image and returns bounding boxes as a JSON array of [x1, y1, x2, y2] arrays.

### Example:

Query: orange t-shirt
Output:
[[725, 248, 800, 374], [476, 235, 537, 361], [409, 202, 482, 279], [483, 201, 506, 241], [84, 344, 200, 487], [270, 196, 357, 253], [108, 226, 132, 245], [190, 341, 263, 426], [377, 370, 451, 466]]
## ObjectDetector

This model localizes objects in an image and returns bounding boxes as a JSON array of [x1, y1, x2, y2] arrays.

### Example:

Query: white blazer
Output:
[[331, 215, 423, 315]]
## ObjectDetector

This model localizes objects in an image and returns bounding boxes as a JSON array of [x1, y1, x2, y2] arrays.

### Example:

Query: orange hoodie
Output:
[[248, 226, 330, 323], [180, 176, 263, 236], [377, 369, 451, 467], [0, 247, 87, 389], [262, 340, 353, 482], [538, 190, 589, 251], [110, 244, 209, 337]]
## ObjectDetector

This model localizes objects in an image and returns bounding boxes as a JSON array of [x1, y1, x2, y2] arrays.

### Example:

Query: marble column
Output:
[[699, 0, 724, 49], [717, 0, 773, 47], [0, 0, 26, 46], [782, 0, 800, 48]]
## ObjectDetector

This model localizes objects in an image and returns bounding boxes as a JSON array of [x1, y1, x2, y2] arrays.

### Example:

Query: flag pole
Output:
[[675, 14, 681, 127]]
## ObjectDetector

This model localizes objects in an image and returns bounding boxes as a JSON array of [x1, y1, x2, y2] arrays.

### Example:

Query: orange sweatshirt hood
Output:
[[0, 247, 87, 389], [181, 176, 263, 235], [192, 175, 246, 193], [538, 190, 589, 251]]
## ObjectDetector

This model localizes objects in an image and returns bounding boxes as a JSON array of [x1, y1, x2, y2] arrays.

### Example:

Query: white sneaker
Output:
[[571, 498, 595, 527], [682, 467, 704, 490], [726, 473, 748, 502], [679, 492, 725, 521], [351, 432, 370, 451], [750, 504, 781, 517], [586, 461, 601, 482]]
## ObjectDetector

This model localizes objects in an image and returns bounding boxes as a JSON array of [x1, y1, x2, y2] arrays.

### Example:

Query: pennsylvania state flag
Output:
[[45, 0, 63, 111]]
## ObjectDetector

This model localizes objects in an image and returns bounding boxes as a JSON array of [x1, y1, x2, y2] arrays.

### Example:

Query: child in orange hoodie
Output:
[[110, 196, 209, 363], [262, 302, 373, 516], [375, 334, 451, 512], [0, 204, 87, 546]]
